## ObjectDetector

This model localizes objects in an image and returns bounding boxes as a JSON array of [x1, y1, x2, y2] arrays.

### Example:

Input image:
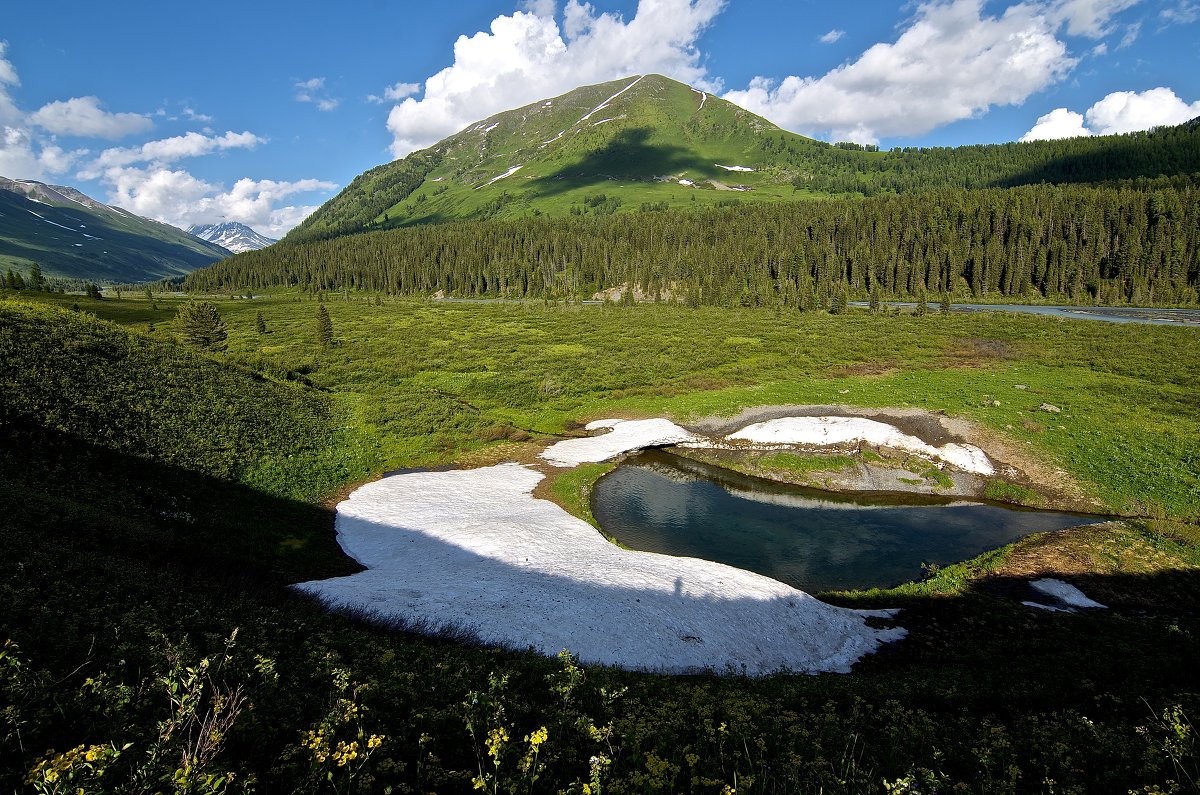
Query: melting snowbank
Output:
[[295, 464, 904, 675], [1031, 578, 1107, 609], [541, 418, 700, 467], [727, 416, 994, 475]]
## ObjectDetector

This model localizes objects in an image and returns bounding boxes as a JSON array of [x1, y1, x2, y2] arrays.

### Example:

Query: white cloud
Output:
[[1117, 19, 1141, 46], [1021, 86, 1200, 139], [29, 96, 153, 139], [521, 0, 558, 16], [819, 29, 845, 43], [723, 0, 1074, 144], [1161, 1, 1200, 24], [368, 81, 421, 104], [295, 77, 340, 111], [79, 130, 264, 177], [1020, 107, 1090, 139], [1048, 0, 1140, 38], [104, 166, 337, 237], [1091, 41, 1108, 54], [1085, 87, 1200, 133], [384, 0, 725, 157]]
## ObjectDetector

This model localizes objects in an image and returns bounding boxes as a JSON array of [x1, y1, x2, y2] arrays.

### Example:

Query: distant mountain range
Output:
[[188, 222, 276, 254], [0, 177, 231, 283], [285, 74, 1200, 243]]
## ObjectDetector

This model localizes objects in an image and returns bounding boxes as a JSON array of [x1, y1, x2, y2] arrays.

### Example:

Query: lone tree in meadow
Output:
[[175, 301, 228, 352], [315, 304, 333, 348], [255, 311, 267, 335], [940, 292, 952, 314]]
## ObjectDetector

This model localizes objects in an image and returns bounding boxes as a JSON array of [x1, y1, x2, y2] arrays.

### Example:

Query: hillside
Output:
[[286, 74, 1200, 242], [0, 177, 231, 282]]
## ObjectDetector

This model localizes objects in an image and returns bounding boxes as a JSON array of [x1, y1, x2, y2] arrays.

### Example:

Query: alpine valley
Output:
[[3, 58, 1200, 795], [0, 177, 231, 283]]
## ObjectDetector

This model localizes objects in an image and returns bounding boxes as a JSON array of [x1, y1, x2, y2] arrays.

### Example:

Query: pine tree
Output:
[[85, 283, 102, 300], [28, 263, 45, 291], [175, 301, 228, 352], [315, 304, 333, 348], [915, 291, 928, 316], [255, 311, 267, 335], [940, 292, 952, 314], [869, 285, 881, 314]]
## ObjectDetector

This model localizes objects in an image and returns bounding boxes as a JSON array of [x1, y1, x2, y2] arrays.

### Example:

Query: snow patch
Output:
[[1030, 578, 1107, 609], [578, 75, 644, 124], [542, 419, 700, 467], [693, 87, 707, 110], [678, 178, 694, 186], [542, 130, 566, 145], [482, 122, 500, 134], [727, 417, 994, 475], [479, 165, 523, 188], [592, 118, 616, 126], [716, 164, 755, 172], [294, 464, 904, 675]]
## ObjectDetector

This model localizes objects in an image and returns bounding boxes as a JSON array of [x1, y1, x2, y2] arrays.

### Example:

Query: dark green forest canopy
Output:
[[187, 183, 1200, 306]]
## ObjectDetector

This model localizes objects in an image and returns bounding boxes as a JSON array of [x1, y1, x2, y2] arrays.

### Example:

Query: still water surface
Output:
[[592, 451, 1097, 593]]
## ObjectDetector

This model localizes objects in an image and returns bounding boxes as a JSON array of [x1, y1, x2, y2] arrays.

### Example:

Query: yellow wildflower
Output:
[[526, 726, 548, 750]]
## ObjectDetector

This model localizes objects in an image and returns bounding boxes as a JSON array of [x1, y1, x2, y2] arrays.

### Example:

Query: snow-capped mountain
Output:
[[187, 222, 277, 253]]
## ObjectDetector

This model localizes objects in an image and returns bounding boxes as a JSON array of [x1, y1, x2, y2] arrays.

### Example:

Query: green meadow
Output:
[[3, 289, 1199, 793]]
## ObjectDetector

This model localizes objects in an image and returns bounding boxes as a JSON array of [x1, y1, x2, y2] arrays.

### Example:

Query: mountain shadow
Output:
[[525, 127, 707, 197]]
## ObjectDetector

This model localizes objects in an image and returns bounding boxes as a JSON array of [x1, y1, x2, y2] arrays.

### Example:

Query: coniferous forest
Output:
[[188, 182, 1200, 306]]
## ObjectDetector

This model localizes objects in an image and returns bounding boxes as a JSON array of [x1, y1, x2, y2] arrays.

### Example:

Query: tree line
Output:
[[185, 182, 1200, 307]]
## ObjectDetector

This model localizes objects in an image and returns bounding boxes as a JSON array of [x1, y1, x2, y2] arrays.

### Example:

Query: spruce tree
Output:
[[915, 291, 928, 316], [940, 292, 952, 314], [28, 263, 45, 291], [175, 301, 228, 352], [255, 311, 267, 335], [85, 283, 102, 300], [315, 304, 333, 348]]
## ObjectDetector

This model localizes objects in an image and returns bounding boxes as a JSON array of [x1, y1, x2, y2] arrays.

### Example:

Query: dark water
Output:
[[592, 451, 1097, 593]]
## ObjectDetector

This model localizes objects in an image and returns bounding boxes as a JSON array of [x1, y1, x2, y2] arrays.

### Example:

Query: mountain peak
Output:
[[188, 222, 277, 253], [287, 74, 795, 241]]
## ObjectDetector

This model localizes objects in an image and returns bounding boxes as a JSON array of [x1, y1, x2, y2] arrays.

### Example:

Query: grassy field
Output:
[[3, 289, 1199, 793], [52, 289, 1199, 518]]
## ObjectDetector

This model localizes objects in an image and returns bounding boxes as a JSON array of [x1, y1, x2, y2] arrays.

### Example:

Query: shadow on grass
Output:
[[525, 127, 707, 197]]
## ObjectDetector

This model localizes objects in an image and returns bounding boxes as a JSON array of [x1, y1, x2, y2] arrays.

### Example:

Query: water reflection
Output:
[[592, 450, 1098, 593]]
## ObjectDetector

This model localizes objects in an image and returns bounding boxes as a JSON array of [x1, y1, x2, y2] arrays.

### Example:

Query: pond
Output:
[[592, 450, 1098, 593]]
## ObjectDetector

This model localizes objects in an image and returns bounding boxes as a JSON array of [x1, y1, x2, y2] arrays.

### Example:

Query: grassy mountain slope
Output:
[[287, 75, 1200, 241], [0, 177, 230, 282]]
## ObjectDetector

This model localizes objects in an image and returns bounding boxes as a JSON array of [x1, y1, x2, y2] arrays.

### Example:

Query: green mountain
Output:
[[286, 74, 1200, 243], [0, 177, 231, 283]]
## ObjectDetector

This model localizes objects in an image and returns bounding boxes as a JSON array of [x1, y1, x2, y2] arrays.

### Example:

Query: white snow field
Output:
[[540, 418, 700, 467], [294, 464, 905, 675], [727, 416, 994, 475], [1030, 578, 1107, 609]]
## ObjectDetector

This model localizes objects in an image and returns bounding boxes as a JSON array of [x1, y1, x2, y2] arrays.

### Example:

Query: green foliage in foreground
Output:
[[3, 294, 1200, 793]]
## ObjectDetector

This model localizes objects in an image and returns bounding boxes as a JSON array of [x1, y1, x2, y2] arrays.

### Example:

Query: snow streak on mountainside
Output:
[[0, 176, 230, 282]]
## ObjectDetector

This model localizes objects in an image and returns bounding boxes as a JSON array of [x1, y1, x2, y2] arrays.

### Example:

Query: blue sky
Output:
[[1, 0, 1197, 235]]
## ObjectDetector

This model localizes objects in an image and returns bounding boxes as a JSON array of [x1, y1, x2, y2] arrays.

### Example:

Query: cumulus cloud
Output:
[[384, 0, 725, 157], [1086, 87, 1200, 132], [80, 130, 264, 176], [295, 77, 340, 111], [1021, 86, 1200, 139], [104, 167, 337, 237], [367, 81, 421, 104], [723, 0, 1074, 144], [819, 29, 845, 43], [1048, 0, 1140, 38], [29, 96, 153, 139], [1020, 107, 1090, 140]]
